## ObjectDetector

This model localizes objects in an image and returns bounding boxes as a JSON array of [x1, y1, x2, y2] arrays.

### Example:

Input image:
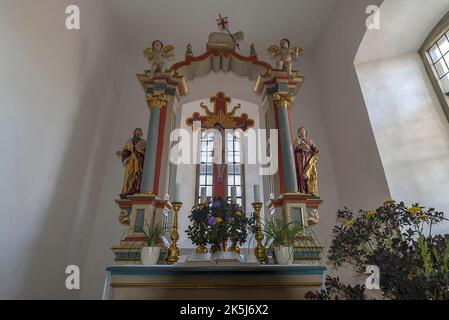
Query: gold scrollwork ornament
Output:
[[273, 93, 295, 109], [146, 93, 167, 109], [119, 209, 130, 226]]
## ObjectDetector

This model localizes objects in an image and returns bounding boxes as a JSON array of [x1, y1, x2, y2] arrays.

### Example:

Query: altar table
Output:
[[103, 265, 327, 300]]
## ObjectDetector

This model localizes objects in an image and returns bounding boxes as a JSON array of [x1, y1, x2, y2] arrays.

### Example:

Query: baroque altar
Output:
[[107, 16, 325, 299]]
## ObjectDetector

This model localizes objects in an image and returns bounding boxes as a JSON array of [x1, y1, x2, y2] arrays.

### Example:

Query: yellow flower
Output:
[[366, 210, 377, 218], [419, 214, 429, 220], [384, 199, 396, 206], [345, 220, 355, 226], [216, 217, 223, 223], [235, 211, 242, 216], [407, 207, 422, 214]]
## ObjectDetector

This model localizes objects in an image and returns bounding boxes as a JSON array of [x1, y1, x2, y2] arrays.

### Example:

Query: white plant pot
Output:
[[274, 246, 294, 265], [141, 246, 161, 265]]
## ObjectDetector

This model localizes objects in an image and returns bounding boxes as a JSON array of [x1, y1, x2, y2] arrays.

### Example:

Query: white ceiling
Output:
[[356, 0, 449, 63], [106, 0, 338, 58]]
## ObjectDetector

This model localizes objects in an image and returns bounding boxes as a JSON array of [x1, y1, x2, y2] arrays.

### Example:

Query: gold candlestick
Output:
[[229, 239, 240, 254], [167, 202, 182, 264], [252, 202, 267, 263]]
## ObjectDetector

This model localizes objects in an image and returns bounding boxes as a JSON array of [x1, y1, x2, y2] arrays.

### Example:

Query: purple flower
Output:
[[227, 216, 235, 223], [208, 216, 217, 225], [211, 200, 222, 208]]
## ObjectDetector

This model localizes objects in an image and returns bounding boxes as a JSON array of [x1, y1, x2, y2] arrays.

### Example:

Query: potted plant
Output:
[[264, 219, 304, 265], [140, 223, 163, 265]]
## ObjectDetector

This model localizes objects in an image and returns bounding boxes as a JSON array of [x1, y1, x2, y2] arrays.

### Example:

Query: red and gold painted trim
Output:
[[267, 194, 323, 210], [115, 196, 172, 210]]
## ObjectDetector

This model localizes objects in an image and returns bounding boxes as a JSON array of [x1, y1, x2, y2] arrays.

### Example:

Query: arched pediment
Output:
[[171, 49, 272, 82]]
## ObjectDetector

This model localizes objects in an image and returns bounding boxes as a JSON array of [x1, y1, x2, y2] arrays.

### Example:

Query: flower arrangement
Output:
[[186, 197, 256, 252]]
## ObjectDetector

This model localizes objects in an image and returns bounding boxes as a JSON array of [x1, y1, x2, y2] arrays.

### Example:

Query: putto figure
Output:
[[294, 127, 319, 196], [117, 128, 146, 196], [143, 40, 175, 77], [267, 38, 302, 75]]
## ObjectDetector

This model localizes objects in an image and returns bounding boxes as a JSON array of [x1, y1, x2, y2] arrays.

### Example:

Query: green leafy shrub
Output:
[[307, 200, 449, 300]]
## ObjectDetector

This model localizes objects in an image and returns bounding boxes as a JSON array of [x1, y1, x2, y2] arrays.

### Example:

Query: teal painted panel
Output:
[[292, 207, 303, 227], [115, 252, 141, 260], [134, 209, 145, 232], [106, 265, 327, 276], [165, 87, 176, 96], [153, 83, 166, 91]]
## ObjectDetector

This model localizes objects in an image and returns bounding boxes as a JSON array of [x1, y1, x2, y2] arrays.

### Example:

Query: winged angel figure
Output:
[[143, 40, 175, 77], [267, 39, 302, 75]]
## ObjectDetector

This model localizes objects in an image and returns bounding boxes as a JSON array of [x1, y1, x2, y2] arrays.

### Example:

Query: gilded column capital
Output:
[[273, 93, 295, 109], [146, 93, 168, 109]]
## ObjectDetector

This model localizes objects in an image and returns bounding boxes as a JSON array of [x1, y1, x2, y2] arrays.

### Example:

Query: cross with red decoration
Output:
[[186, 92, 255, 131], [216, 15, 229, 31], [186, 92, 255, 199]]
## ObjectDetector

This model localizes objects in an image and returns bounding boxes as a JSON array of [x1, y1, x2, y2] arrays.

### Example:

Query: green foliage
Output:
[[263, 218, 305, 247], [313, 201, 449, 300], [305, 276, 367, 300], [186, 202, 210, 247], [418, 235, 433, 276], [141, 223, 163, 247]]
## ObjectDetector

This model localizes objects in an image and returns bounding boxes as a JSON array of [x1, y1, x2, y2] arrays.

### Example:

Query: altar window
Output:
[[226, 133, 244, 206], [428, 32, 449, 86], [197, 132, 214, 203], [196, 131, 245, 205], [420, 12, 449, 121]]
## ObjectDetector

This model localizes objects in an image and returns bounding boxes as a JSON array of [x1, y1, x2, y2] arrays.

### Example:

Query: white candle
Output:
[[231, 186, 237, 204], [254, 185, 260, 203], [175, 183, 181, 202], [201, 187, 206, 203]]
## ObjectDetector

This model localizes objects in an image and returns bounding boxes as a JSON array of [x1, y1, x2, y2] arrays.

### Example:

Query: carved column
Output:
[[273, 93, 298, 193], [141, 93, 167, 194], [111, 71, 188, 264], [255, 70, 323, 231], [255, 70, 304, 195], [136, 71, 188, 197]]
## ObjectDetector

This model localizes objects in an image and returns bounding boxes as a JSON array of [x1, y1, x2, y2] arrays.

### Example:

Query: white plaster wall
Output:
[[356, 54, 449, 234], [314, 0, 390, 212], [355, 0, 449, 64], [292, 57, 342, 251], [81, 56, 149, 299], [311, 0, 390, 284], [0, 0, 127, 299]]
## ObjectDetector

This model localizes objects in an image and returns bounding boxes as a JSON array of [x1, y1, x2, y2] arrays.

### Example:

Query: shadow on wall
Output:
[[16, 11, 124, 299]]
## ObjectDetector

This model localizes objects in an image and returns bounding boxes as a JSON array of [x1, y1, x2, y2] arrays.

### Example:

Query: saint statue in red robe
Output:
[[294, 127, 319, 196], [117, 128, 146, 195]]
